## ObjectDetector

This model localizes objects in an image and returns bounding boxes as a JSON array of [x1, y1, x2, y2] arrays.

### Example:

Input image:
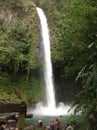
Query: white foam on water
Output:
[[32, 102, 73, 116]]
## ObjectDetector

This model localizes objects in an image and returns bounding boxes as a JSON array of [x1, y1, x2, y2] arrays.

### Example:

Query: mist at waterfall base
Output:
[[30, 7, 74, 116], [31, 102, 73, 116]]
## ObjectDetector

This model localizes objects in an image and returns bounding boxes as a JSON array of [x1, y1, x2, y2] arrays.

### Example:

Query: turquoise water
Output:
[[25, 115, 69, 126]]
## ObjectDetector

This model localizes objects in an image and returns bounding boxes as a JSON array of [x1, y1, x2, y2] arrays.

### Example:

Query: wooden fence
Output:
[[0, 102, 27, 130]]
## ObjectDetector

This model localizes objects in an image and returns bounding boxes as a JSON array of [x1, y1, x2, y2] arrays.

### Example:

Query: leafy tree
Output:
[[51, 0, 89, 78], [0, 0, 40, 103], [0, 0, 39, 77], [70, 1, 97, 129]]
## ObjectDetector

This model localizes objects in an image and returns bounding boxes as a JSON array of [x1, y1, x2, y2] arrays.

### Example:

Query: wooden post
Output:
[[18, 111, 25, 130], [18, 102, 27, 130]]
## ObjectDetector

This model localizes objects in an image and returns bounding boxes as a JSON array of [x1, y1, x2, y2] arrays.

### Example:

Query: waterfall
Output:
[[36, 7, 56, 108], [31, 7, 73, 116]]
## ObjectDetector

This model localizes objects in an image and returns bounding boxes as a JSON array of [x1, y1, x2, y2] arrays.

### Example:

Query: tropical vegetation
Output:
[[0, 0, 97, 129], [34, 0, 97, 129], [0, 0, 41, 103]]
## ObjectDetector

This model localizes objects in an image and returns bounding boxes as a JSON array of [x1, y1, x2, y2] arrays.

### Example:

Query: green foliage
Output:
[[67, 114, 88, 130], [0, 0, 40, 103], [0, 0, 23, 11], [71, 1, 97, 127], [0, 74, 41, 103], [73, 65, 97, 128], [0, 0, 39, 76], [0, 3, 97, 130], [35, 0, 97, 128], [51, 0, 90, 78]]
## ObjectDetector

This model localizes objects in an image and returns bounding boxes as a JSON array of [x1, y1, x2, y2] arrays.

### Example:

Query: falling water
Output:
[[31, 7, 73, 116], [36, 7, 56, 108]]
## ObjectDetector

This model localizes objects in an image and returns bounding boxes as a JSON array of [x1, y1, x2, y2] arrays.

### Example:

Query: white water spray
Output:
[[32, 7, 72, 116]]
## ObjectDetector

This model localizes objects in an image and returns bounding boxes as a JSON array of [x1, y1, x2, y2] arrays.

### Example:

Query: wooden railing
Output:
[[0, 102, 27, 130]]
